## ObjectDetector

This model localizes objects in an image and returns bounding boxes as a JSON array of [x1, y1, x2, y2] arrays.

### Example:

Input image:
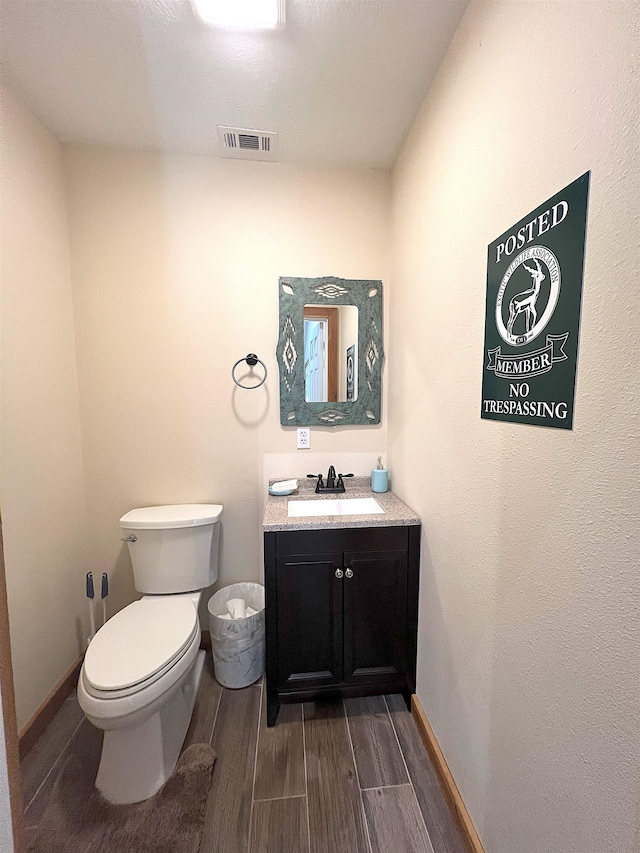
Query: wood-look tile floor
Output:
[[21, 661, 471, 853]]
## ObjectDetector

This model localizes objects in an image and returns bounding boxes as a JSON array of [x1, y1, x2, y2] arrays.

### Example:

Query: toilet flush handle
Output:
[[121, 534, 137, 543]]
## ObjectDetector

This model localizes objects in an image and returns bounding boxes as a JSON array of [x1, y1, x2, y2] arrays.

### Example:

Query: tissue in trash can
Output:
[[226, 598, 246, 619], [219, 598, 258, 620]]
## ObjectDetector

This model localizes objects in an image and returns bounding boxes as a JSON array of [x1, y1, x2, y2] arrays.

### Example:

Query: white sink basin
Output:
[[288, 497, 384, 518]]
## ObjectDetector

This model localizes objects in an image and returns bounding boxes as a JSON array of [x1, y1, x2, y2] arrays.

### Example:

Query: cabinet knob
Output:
[[345, 568, 353, 579], [335, 568, 344, 579]]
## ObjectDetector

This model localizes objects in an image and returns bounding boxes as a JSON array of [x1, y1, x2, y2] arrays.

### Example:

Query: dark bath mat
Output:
[[28, 742, 216, 853]]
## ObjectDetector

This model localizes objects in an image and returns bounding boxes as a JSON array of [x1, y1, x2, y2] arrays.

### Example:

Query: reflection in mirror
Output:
[[303, 305, 358, 403]]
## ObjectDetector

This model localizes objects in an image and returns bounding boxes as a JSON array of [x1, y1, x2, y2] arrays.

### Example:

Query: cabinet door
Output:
[[343, 549, 407, 685], [276, 552, 343, 690]]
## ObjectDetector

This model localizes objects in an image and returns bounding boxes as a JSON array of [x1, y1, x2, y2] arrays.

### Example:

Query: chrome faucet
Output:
[[307, 468, 354, 494]]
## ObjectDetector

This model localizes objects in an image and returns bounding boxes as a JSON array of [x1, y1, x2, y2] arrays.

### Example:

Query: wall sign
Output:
[[346, 344, 355, 401], [481, 172, 590, 430]]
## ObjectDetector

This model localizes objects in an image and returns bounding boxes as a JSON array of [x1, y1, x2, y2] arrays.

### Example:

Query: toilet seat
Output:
[[84, 596, 199, 699], [78, 620, 202, 730]]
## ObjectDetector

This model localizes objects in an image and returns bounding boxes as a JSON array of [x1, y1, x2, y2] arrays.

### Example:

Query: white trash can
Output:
[[208, 583, 265, 688]]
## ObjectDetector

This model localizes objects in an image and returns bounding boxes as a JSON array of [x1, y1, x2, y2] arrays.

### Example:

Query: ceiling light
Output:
[[190, 0, 285, 29]]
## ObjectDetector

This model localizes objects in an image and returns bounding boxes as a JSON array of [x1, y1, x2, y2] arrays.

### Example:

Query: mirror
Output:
[[277, 276, 383, 426], [304, 304, 359, 403]]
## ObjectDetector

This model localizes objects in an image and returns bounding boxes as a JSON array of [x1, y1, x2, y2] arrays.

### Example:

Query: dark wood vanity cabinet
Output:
[[264, 524, 420, 726]]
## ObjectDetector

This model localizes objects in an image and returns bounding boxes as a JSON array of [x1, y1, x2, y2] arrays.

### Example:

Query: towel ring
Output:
[[232, 353, 268, 390]]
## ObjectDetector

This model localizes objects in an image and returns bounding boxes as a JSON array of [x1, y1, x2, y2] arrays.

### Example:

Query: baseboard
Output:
[[411, 694, 485, 853], [19, 654, 83, 760]]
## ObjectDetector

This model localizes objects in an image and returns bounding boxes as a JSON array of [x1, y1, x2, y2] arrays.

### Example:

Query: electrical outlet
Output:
[[296, 427, 311, 449]]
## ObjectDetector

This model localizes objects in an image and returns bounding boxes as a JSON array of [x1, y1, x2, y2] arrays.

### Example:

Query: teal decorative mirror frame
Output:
[[277, 276, 384, 426]]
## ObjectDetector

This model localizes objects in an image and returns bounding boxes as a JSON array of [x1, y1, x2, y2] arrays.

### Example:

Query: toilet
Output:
[[77, 503, 223, 804]]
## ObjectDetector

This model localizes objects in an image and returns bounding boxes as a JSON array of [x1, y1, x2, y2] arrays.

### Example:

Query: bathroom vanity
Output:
[[263, 481, 420, 726]]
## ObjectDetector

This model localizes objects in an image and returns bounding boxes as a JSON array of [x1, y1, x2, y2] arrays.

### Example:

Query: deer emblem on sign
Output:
[[506, 257, 546, 336]]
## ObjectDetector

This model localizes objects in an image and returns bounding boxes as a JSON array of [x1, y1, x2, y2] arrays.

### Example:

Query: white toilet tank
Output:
[[119, 504, 223, 595]]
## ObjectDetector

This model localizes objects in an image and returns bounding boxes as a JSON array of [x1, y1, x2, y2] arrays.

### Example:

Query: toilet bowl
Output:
[[78, 504, 223, 804]]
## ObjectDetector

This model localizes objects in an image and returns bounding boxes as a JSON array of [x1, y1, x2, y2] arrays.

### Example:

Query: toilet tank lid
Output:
[[120, 504, 223, 530]]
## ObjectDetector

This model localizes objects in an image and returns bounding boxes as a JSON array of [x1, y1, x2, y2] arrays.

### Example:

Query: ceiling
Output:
[[0, 0, 467, 169]]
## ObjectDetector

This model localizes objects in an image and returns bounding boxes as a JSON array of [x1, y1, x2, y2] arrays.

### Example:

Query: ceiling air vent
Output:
[[218, 126, 278, 161]]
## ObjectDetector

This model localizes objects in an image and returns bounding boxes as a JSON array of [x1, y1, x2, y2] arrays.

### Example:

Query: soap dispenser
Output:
[[371, 456, 388, 493]]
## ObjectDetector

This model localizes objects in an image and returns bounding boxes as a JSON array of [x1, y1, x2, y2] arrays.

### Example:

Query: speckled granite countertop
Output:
[[263, 477, 420, 532]]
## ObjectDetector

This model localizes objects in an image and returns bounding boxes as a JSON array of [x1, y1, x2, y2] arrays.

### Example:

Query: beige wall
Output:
[[0, 84, 89, 727], [63, 146, 390, 618], [389, 3, 639, 853]]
